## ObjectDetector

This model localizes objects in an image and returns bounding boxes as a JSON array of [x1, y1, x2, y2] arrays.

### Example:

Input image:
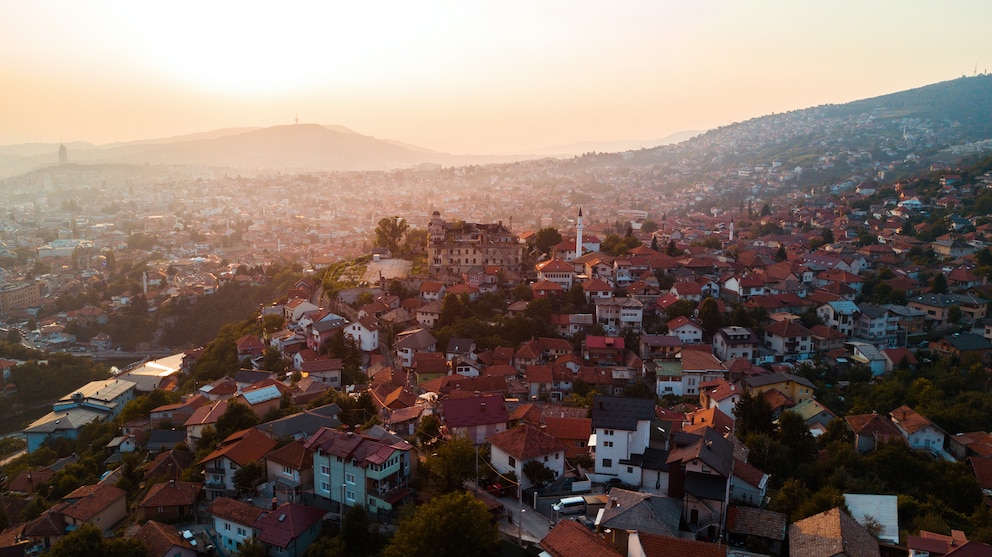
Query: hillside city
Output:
[[3, 80, 992, 557]]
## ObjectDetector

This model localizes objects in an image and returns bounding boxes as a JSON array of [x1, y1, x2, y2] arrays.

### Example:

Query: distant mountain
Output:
[[525, 130, 703, 156], [626, 75, 992, 178], [0, 124, 528, 179]]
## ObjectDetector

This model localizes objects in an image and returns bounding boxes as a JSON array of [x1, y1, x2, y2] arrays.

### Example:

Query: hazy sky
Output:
[[2, 1, 991, 155]]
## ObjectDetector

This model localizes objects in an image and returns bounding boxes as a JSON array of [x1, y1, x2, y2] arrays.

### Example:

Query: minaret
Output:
[[729, 218, 735, 242], [58, 144, 67, 165], [575, 207, 584, 261]]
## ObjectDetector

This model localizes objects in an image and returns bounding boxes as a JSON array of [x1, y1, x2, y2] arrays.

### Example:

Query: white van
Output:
[[552, 496, 586, 516]]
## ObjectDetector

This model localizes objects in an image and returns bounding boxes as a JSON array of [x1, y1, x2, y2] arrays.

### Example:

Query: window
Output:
[[283, 465, 293, 476], [320, 481, 330, 492], [224, 523, 231, 531], [237, 527, 246, 536], [543, 455, 549, 462], [345, 472, 356, 485], [603, 441, 613, 448], [602, 458, 612, 468], [320, 465, 330, 476], [508, 455, 516, 467], [346, 490, 356, 502], [604, 429, 614, 436], [627, 466, 633, 474]]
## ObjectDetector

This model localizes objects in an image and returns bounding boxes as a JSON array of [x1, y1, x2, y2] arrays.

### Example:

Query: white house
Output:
[[205, 497, 265, 554], [667, 316, 704, 344], [590, 395, 656, 486], [487, 424, 566, 490], [888, 405, 947, 457], [344, 317, 379, 352]]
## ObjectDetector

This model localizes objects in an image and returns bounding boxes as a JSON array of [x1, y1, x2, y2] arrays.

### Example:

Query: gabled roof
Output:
[[788, 507, 880, 557], [253, 502, 325, 549], [591, 395, 655, 431], [745, 371, 816, 391], [666, 427, 734, 477], [136, 521, 196, 557], [139, 481, 202, 508], [61, 484, 126, 522], [763, 319, 814, 339], [543, 416, 592, 441], [303, 427, 412, 468], [726, 505, 787, 541], [597, 488, 681, 537], [206, 496, 266, 526], [540, 519, 621, 557], [488, 424, 565, 460], [889, 405, 940, 435], [264, 440, 313, 470], [198, 428, 277, 467], [441, 395, 508, 428], [637, 531, 726, 557]]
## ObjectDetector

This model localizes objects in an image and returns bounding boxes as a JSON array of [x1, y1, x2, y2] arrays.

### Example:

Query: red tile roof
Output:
[[253, 502, 325, 549], [198, 428, 277, 467], [139, 481, 202, 508], [539, 519, 621, 557], [206, 497, 266, 525], [136, 520, 196, 557], [265, 440, 313, 470], [441, 395, 508, 428], [638, 531, 726, 557], [488, 424, 565, 460], [60, 483, 126, 522], [543, 417, 592, 441]]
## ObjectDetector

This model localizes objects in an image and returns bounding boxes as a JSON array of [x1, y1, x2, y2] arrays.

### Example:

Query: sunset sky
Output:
[[2, 1, 991, 155]]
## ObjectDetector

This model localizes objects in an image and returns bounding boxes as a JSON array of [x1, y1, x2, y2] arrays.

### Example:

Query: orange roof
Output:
[[488, 424, 565, 460], [198, 428, 276, 467], [540, 518, 621, 557]]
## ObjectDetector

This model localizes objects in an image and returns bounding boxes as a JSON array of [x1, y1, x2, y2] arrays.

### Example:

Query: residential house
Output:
[[594, 297, 644, 333], [788, 507, 880, 557], [582, 278, 614, 301], [144, 450, 196, 483], [583, 336, 626, 366], [199, 428, 277, 500], [847, 341, 888, 376], [666, 428, 734, 540], [150, 395, 210, 428], [306, 311, 349, 351], [594, 489, 682, 556], [722, 273, 766, 302], [590, 395, 656, 486], [138, 481, 203, 522], [524, 364, 572, 402], [845, 412, 904, 453], [60, 483, 128, 533], [680, 348, 727, 398], [762, 319, 815, 362], [418, 281, 446, 302], [667, 316, 704, 344], [854, 303, 899, 345], [744, 372, 816, 405], [725, 507, 788, 555], [543, 416, 592, 459], [488, 424, 566, 490], [930, 332, 992, 363], [698, 378, 741, 418], [909, 293, 988, 326], [134, 521, 197, 557], [889, 405, 948, 457], [536, 258, 575, 290], [206, 497, 266, 554], [539, 520, 622, 557], [440, 394, 508, 444], [817, 300, 860, 337], [234, 384, 286, 418], [412, 352, 447, 385], [344, 317, 379, 352], [711, 327, 757, 362], [301, 357, 342, 387], [731, 458, 770, 508], [789, 398, 838, 436], [415, 300, 442, 329], [392, 328, 437, 369], [262, 440, 314, 504], [252, 502, 325, 557], [235, 334, 266, 359], [183, 400, 228, 449], [639, 334, 682, 360], [844, 493, 900, 545], [304, 427, 413, 517]]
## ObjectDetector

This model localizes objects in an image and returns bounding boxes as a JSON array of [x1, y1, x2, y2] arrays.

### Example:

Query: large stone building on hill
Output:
[[427, 210, 524, 277]]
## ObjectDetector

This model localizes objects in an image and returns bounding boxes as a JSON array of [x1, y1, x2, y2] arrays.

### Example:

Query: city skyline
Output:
[[2, 1, 991, 155]]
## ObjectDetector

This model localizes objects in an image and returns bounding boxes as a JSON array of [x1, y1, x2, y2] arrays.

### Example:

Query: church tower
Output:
[[575, 207, 584, 261]]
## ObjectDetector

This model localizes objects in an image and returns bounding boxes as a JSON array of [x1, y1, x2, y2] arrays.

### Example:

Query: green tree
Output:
[[424, 436, 476, 494], [233, 460, 266, 495], [698, 297, 723, 337], [775, 244, 787, 262], [821, 228, 835, 244], [522, 460, 555, 488], [418, 414, 441, 447], [734, 390, 774, 437], [778, 410, 816, 467], [641, 220, 659, 233], [665, 240, 681, 257], [237, 538, 269, 557], [931, 273, 948, 294], [385, 491, 499, 557], [535, 227, 563, 255], [215, 401, 259, 440], [49, 524, 148, 557], [947, 304, 962, 324], [375, 216, 410, 254]]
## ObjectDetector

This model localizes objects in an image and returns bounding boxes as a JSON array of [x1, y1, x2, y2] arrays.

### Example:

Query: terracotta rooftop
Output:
[[139, 481, 202, 508], [638, 531, 726, 557], [61, 483, 126, 523], [539, 519, 621, 557], [198, 428, 277, 467], [206, 496, 266, 525], [788, 507, 880, 557], [488, 424, 565, 460], [135, 520, 196, 557], [253, 502, 326, 549]]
